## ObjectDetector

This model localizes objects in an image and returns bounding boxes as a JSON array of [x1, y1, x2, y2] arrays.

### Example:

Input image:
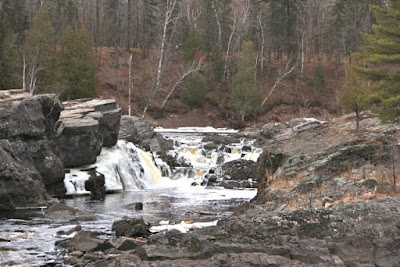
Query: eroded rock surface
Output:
[[56, 99, 121, 168]]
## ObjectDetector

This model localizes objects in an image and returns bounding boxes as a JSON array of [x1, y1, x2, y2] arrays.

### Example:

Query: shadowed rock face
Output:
[[0, 93, 63, 210], [56, 99, 121, 168]]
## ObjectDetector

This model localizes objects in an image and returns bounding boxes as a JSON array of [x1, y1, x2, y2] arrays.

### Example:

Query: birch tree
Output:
[[142, 0, 181, 118]]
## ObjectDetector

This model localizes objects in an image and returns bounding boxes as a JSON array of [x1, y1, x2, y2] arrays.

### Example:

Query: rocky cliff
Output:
[[0, 91, 122, 211], [0, 91, 64, 211]]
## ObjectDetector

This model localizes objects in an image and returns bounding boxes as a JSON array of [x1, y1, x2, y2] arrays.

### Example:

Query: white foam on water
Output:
[[64, 140, 172, 195], [150, 220, 218, 233]]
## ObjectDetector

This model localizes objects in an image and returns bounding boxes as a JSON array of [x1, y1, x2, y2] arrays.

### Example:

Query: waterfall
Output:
[[64, 128, 263, 196], [64, 141, 171, 195]]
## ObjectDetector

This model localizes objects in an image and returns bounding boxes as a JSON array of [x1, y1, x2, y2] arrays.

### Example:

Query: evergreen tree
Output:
[[2, 0, 29, 44], [142, 0, 158, 54], [183, 72, 208, 107], [339, 67, 368, 131], [354, 0, 400, 122], [0, 11, 20, 89], [183, 28, 205, 62], [264, 0, 305, 58], [228, 41, 262, 121], [25, 6, 57, 94], [314, 64, 326, 90], [60, 26, 97, 100]]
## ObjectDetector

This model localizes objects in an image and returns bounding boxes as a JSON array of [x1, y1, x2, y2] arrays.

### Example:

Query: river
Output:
[[0, 128, 261, 266]]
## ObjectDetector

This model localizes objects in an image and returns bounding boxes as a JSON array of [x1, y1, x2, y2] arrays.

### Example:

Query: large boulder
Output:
[[119, 115, 173, 154], [56, 99, 121, 168], [0, 140, 50, 211], [112, 217, 150, 238]]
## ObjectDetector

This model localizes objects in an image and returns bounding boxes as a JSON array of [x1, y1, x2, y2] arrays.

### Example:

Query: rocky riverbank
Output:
[[55, 112, 400, 266]]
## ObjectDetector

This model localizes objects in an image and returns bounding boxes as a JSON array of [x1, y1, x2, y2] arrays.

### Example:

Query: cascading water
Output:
[[65, 141, 172, 195], [64, 127, 263, 195], [0, 127, 262, 266]]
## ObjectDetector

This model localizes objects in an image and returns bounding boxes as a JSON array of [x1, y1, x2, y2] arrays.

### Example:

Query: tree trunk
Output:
[[127, 0, 132, 50], [128, 54, 133, 116], [355, 107, 360, 132]]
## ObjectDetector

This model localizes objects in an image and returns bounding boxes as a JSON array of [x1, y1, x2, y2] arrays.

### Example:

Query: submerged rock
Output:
[[84, 171, 106, 200]]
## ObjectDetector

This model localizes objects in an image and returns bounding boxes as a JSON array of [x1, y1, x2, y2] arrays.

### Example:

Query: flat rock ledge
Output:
[[56, 98, 121, 168]]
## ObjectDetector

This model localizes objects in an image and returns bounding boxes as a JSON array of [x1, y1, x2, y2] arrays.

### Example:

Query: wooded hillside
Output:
[[0, 0, 396, 126]]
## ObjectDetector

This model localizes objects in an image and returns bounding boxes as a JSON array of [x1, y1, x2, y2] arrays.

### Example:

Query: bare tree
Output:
[[128, 53, 133, 116], [224, 1, 251, 79], [142, 0, 181, 118], [160, 59, 203, 109], [261, 59, 297, 107], [184, 0, 202, 30]]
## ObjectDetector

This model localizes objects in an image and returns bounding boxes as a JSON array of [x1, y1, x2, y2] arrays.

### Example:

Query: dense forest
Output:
[[0, 0, 398, 125]]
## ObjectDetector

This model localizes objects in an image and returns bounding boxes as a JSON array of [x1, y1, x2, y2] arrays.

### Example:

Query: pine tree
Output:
[[0, 11, 20, 90], [339, 67, 369, 131], [183, 72, 208, 107], [228, 41, 262, 121], [25, 6, 57, 94], [183, 28, 205, 62], [354, 0, 400, 122], [59, 26, 97, 100]]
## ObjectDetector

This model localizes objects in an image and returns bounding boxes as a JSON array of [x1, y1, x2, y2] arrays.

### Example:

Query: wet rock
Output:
[[84, 171, 105, 200], [57, 225, 82, 236], [56, 231, 106, 252], [56, 98, 121, 168], [124, 202, 143, 210], [45, 203, 81, 220], [220, 159, 255, 181], [112, 217, 150, 238], [119, 115, 173, 155], [202, 135, 241, 145]]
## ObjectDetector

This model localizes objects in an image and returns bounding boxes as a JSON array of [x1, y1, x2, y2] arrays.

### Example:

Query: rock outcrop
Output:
[[55, 99, 121, 168], [0, 92, 123, 210], [253, 114, 399, 206], [0, 92, 64, 210], [119, 116, 173, 154]]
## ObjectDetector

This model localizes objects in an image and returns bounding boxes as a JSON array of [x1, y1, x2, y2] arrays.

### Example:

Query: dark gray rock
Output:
[[0, 94, 64, 210], [292, 175, 328, 194], [112, 217, 150, 238], [56, 99, 121, 168], [119, 116, 173, 155], [220, 159, 255, 181], [85, 171, 105, 200], [137, 230, 214, 260], [0, 140, 50, 211], [57, 231, 106, 252]]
